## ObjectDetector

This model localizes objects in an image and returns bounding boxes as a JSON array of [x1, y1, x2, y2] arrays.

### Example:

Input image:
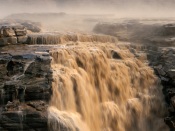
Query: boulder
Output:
[[17, 36, 28, 44], [0, 26, 16, 37], [0, 37, 17, 45], [13, 26, 27, 36]]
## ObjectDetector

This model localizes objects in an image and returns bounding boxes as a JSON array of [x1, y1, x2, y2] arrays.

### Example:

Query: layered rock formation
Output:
[[152, 48, 175, 130], [0, 19, 42, 46], [0, 26, 117, 46], [0, 26, 27, 45], [0, 45, 52, 131], [93, 21, 175, 46]]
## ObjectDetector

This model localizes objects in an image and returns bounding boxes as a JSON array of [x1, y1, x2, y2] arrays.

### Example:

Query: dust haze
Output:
[[0, 0, 175, 33], [1, 0, 175, 18], [0, 1, 175, 131]]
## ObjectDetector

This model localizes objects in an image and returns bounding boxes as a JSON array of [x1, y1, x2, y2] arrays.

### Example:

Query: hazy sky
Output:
[[0, 0, 175, 18]]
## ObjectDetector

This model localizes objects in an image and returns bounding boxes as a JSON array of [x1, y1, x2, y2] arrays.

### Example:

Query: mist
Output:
[[1, 0, 175, 131], [1, 0, 175, 18]]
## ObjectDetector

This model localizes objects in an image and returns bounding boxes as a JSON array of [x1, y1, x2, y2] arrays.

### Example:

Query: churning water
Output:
[[46, 37, 168, 131]]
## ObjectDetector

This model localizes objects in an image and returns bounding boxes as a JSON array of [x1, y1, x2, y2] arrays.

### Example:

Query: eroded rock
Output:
[[0, 45, 52, 130], [0, 26, 27, 46], [0, 37, 17, 45], [13, 26, 27, 36], [0, 26, 16, 37]]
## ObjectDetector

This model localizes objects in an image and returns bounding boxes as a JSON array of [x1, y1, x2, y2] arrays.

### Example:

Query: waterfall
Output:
[[47, 42, 168, 131]]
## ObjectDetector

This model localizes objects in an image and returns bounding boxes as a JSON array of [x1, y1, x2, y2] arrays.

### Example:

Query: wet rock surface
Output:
[[153, 48, 175, 130], [126, 44, 175, 130], [0, 42, 174, 131], [0, 45, 53, 131]]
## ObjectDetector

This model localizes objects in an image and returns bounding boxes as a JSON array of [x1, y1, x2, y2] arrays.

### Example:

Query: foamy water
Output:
[[47, 41, 168, 131]]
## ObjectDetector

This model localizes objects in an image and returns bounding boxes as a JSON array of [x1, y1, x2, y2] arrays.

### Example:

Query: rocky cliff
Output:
[[0, 20, 175, 131], [0, 43, 174, 131], [0, 45, 52, 131]]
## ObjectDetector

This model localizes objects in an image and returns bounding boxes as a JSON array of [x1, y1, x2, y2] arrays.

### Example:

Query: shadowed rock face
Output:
[[0, 45, 52, 131], [151, 48, 175, 129], [124, 44, 175, 130]]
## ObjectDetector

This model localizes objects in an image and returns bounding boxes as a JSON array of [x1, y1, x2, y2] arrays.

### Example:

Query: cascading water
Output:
[[46, 39, 168, 131], [27, 33, 117, 45]]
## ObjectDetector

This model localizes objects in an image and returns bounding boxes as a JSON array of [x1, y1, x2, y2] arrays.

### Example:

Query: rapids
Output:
[[27, 33, 117, 45], [47, 41, 169, 131]]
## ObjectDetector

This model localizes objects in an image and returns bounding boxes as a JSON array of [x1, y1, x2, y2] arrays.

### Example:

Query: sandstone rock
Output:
[[0, 37, 17, 45], [17, 36, 28, 44], [13, 26, 27, 36], [0, 26, 16, 37]]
